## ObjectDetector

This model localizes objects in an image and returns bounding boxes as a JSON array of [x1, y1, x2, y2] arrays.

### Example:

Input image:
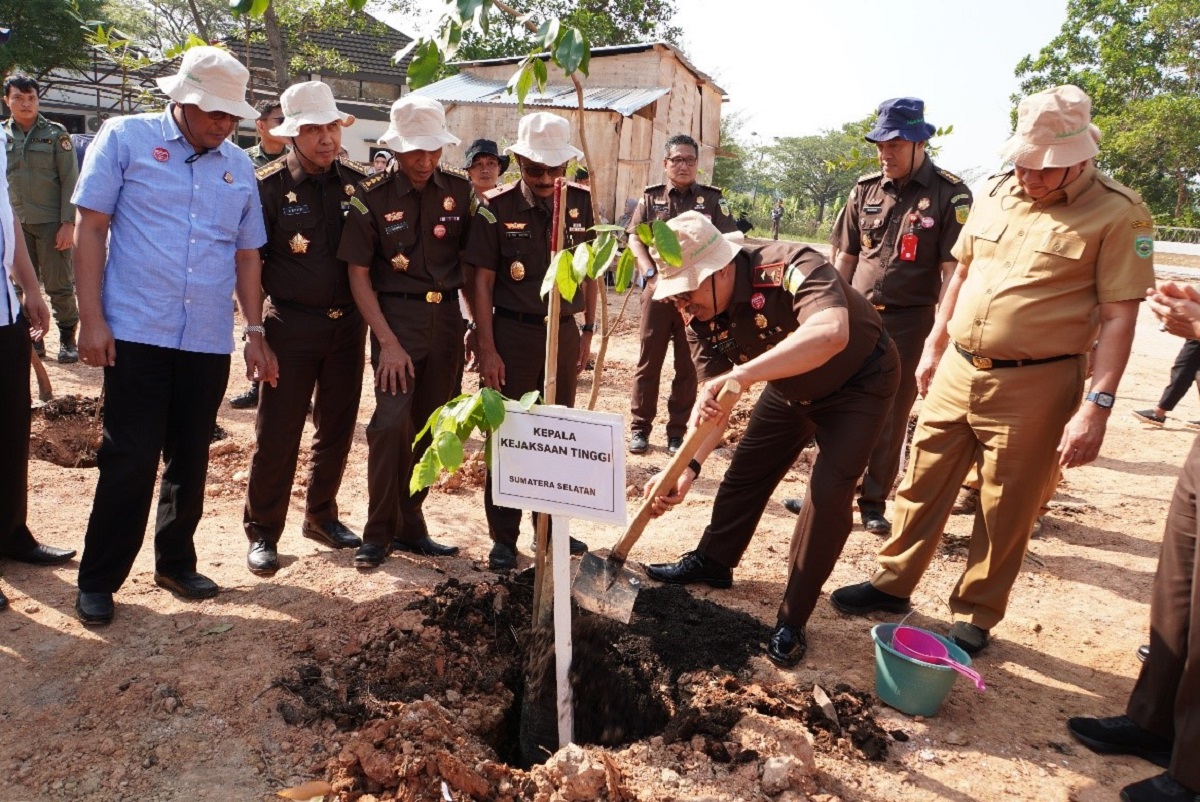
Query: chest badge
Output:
[[152, 147, 170, 162], [223, 171, 234, 184], [750, 292, 766, 310], [510, 261, 526, 281], [289, 232, 309, 254], [391, 252, 410, 272], [344, 184, 355, 196], [568, 207, 580, 219], [433, 224, 447, 239], [917, 197, 930, 211], [694, 195, 706, 208], [920, 216, 935, 229], [285, 191, 298, 204], [862, 233, 873, 249], [754, 314, 768, 329], [385, 211, 404, 222], [443, 196, 456, 211]]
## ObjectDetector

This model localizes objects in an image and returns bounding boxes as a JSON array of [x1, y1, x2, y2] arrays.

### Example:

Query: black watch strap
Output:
[[688, 458, 701, 478]]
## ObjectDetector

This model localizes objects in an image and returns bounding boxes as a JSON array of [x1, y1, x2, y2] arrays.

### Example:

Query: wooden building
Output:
[[411, 42, 726, 224]]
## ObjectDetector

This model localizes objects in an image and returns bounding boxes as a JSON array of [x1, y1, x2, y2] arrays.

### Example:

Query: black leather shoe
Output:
[[302, 520, 362, 549], [75, 591, 114, 624], [766, 623, 807, 667], [861, 510, 892, 535], [154, 571, 219, 600], [783, 498, 803, 515], [829, 581, 911, 615], [1138, 644, 1150, 663], [391, 536, 459, 557], [948, 621, 990, 655], [628, 432, 649, 454], [247, 540, 279, 576], [354, 543, 387, 569], [667, 436, 684, 455], [229, 383, 260, 409], [1068, 715, 1173, 768], [489, 542, 517, 571], [1120, 772, 1198, 802], [645, 551, 733, 589], [7, 543, 76, 565]]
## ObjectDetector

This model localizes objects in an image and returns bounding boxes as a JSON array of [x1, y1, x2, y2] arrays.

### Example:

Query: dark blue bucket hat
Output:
[[865, 98, 936, 143]]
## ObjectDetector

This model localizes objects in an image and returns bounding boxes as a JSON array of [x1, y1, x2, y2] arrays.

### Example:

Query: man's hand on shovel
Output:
[[643, 468, 695, 518]]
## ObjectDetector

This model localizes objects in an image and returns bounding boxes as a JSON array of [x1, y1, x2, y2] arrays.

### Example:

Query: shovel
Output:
[[572, 378, 742, 623]]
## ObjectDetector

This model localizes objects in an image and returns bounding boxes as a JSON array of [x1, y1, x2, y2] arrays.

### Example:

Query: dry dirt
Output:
[[2, 268, 1192, 802]]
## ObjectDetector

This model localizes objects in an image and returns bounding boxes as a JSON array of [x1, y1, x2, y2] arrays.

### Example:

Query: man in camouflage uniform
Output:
[[2, 74, 79, 362]]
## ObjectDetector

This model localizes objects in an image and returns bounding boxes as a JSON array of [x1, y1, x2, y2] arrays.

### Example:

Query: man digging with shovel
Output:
[[642, 211, 899, 666]]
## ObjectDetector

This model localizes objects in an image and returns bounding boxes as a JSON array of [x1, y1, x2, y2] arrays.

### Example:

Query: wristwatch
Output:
[[1085, 391, 1115, 409], [242, 325, 266, 340], [644, 267, 656, 279], [580, 323, 596, 333]]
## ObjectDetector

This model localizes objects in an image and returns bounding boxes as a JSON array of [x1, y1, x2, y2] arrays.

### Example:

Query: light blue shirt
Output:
[[0, 125, 19, 326], [72, 107, 266, 354]]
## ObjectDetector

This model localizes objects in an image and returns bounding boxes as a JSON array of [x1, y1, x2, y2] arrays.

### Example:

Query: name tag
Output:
[[282, 204, 311, 216], [505, 231, 531, 239], [384, 222, 409, 235]]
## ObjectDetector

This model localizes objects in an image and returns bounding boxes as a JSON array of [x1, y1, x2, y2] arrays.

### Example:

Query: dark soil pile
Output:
[[30, 394, 103, 468]]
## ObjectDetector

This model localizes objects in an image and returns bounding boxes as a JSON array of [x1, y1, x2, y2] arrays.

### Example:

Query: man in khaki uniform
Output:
[[2, 74, 79, 362], [831, 85, 1155, 655]]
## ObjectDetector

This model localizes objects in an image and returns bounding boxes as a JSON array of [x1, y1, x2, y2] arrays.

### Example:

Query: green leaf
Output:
[[437, 21, 462, 60], [410, 449, 442, 495], [346, 0, 368, 9], [588, 233, 616, 279], [554, 27, 586, 76], [651, 220, 682, 267], [515, 63, 534, 110], [484, 433, 493, 467], [589, 224, 625, 233], [577, 31, 591, 78], [413, 404, 445, 448], [636, 223, 653, 247], [572, 242, 591, 283], [248, 0, 270, 17], [480, 388, 507, 429], [455, 0, 485, 25], [531, 57, 548, 94], [435, 431, 464, 472], [555, 249, 578, 303], [537, 18, 560, 50], [519, 390, 541, 410], [406, 40, 443, 90], [614, 247, 636, 294], [229, 0, 253, 13]]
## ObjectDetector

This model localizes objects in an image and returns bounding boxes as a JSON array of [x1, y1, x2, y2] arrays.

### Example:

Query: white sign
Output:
[[491, 403, 627, 526]]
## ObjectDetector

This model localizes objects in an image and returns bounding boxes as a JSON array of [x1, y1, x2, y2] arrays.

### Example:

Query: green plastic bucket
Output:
[[871, 623, 972, 717]]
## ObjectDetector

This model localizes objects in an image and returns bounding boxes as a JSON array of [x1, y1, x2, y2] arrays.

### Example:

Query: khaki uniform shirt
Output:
[[833, 157, 972, 308], [256, 153, 369, 309], [3, 115, 77, 225], [626, 181, 737, 235], [244, 143, 287, 168], [949, 165, 1155, 360], [337, 165, 473, 294], [463, 181, 595, 317], [689, 241, 885, 403]]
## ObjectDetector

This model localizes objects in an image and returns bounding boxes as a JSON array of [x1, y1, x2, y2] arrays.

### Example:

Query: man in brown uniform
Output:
[[828, 98, 972, 535], [338, 96, 471, 569], [466, 112, 598, 570], [831, 85, 1155, 655], [626, 134, 736, 456], [243, 82, 368, 576], [643, 211, 899, 666]]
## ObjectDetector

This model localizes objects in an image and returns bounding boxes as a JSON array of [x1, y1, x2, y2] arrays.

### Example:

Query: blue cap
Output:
[[864, 98, 936, 143]]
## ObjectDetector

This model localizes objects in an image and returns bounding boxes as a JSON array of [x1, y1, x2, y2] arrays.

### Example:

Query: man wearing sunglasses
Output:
[[626, 134, 736, 458], [71, 46, 273, 624], [464, 112, 597, 571]]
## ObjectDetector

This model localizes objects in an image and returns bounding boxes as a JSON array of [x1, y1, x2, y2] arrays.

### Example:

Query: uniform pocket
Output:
[[1029, 230, 1086, 279], [971, 220, 1007, 263]]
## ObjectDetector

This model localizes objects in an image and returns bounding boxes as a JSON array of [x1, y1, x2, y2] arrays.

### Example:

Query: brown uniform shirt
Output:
[[689, 241, 886, 403], [257, 153, 369, 308], [463, 180, 594, 316], [833, 157, 972, 308], [949, 165, 1156, 360], [337, 165, 473, 293], [626, 181, 737, 235]]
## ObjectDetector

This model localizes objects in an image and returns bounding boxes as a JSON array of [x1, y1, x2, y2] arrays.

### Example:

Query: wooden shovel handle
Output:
[[611, 378, 742, 562], [30, 341, 53, 402]]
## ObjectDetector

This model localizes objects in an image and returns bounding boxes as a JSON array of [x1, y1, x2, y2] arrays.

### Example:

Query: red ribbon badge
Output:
[[433, 224, 447, 239], [750, 292, 766, 310], [153, 147, 170, 163]]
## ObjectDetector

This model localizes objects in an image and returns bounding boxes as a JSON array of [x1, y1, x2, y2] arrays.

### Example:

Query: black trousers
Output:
[[77, 341, 229, 593], [0, 314, 37, 556], [1158, 339, 1200, 412]]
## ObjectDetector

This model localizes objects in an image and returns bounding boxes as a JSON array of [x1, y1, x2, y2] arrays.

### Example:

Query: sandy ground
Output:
[[2, 264, 1194, 802]]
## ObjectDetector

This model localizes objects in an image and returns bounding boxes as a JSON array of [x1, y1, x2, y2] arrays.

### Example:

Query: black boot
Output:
[[58, 325, 79, 364]]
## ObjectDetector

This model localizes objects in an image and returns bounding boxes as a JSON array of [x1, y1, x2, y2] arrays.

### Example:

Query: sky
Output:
[[380, 0, 1070, 178]]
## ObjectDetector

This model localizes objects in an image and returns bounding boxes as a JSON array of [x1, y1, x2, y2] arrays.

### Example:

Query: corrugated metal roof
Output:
[[410, 72, 669, 117]]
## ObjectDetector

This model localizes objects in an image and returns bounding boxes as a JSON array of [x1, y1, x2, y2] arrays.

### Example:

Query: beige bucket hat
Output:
[[270, 81, 354, 137], [378, 96, 459, 153], [999, 84, 1101, 169], [156, 46, 258, 120], [652, 211, 745, 300], [505, 112, 583, 167]]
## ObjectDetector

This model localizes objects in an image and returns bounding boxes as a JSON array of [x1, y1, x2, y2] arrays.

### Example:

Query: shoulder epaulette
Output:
[[751, 262, 786, 288], [255, 158, 287, 181], [565, 179, 590, 192], [439, 165, 471, 183], [360, 170, 392, 193], [935, 167, 964, 185], [696, 182, 725, 194], [486, 182, 520, 200], [1095, 171, 1145, 205], [644, 183, 666, 193], [55, 132, 73, 151], [857, 171, 883, 184], [338, 156, 370, 177]]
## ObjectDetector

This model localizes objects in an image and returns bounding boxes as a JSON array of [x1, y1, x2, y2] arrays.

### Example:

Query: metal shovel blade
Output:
[[571, 549, 641, 624]]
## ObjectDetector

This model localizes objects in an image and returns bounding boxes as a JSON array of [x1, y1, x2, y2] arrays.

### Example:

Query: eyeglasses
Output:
[[666, 157, 698, 166], [204, 110, 241, 123], [520, 162, 566, 179]]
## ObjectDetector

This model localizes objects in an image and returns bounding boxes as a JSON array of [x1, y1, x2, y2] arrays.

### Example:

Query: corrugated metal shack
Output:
[[411, 41, 726, 223]]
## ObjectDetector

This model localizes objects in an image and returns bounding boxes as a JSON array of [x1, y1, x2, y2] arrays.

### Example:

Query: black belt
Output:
[[269, 298, 357, 320], [378, 290, 457, 304], [954, 342, 1076, 370], [494, 307, 575, 326]]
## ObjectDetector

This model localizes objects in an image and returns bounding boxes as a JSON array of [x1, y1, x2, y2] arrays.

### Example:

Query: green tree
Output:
[[1015, 0, 1200, 222], [0, 0, 105, 74], [101, 0, 237, 53], [712, 112, 750, 192], [766, 127, 862, 224]]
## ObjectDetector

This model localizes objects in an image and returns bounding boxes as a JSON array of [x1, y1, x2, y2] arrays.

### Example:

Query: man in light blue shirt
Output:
[[71, 46, 276, 625]]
